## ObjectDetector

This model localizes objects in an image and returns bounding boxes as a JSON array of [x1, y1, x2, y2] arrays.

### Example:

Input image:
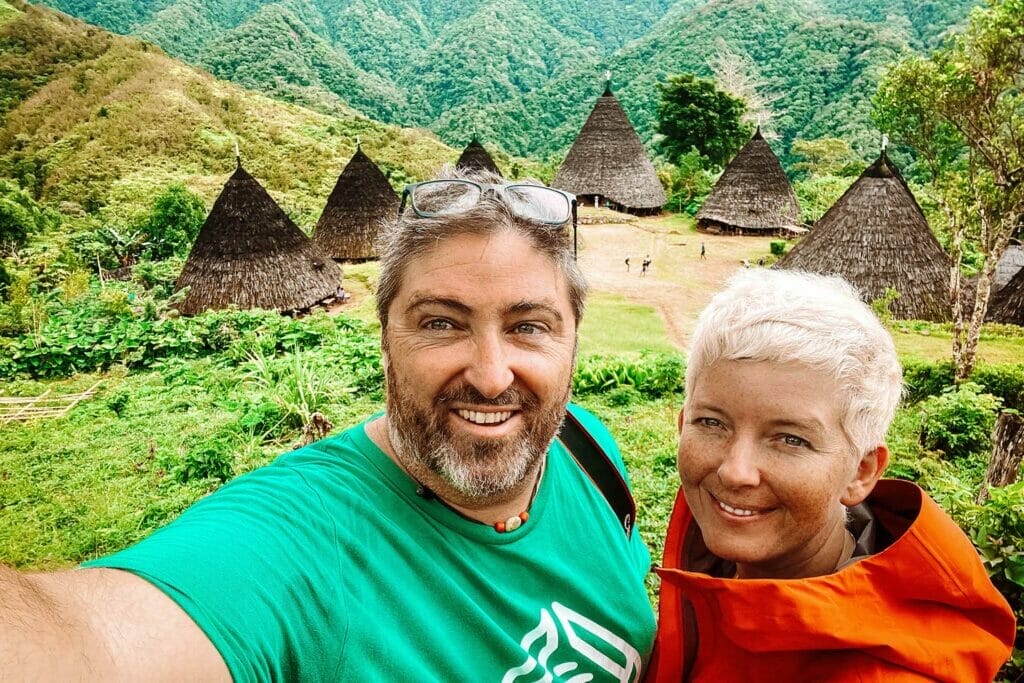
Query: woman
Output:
[[648, 269, 1015, 682]]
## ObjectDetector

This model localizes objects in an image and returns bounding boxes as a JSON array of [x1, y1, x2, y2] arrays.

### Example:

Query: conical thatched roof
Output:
[[553, 86, 666, 211], [776, 150, 952, 321], [695, 129, 802, 234], [312, 147, 398, 260], [988, 266, 1024, 325], [456, 138, 502, 177], [175, 164, 341, 315]]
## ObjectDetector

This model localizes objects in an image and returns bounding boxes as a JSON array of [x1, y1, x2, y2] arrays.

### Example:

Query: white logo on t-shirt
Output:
[[502, 602, 642, 682]]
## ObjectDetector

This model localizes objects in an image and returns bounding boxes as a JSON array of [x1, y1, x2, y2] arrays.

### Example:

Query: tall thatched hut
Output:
[[553, 85, 666, 214], [776, 150, 952, 321], [988, 266, 1024, 326], [695, 128, 803, 235], [456, 137, 502, 177], [175, 163, 341, 315], [312, 146, 398, 261]]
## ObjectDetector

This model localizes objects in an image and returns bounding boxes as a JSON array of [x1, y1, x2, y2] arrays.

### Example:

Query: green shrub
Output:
[[604, 385, 644, 407], [573, 352, 684, 398], [870, 287, 900, 325], [918, 383, 1002, 457], [171, 440, 235, 484], [769, 240, 787, 256], [972, 364, 1024, 411], [901, 358, 956, 404]]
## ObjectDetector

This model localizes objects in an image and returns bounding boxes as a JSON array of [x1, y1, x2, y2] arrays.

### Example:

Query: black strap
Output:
[[558, 409, 636, 537]]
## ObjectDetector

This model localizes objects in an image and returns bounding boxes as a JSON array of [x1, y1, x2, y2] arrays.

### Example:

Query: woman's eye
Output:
[[782, 434, 811, 448]]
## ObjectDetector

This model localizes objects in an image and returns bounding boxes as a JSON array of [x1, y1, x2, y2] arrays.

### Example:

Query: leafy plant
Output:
[[918, 383, 1002, 456], [170, 440, 235, 484], [573, 352, 684, 398]]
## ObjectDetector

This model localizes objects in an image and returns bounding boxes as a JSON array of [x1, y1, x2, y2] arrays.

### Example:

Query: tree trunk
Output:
[[977, 411, 1024, 504]]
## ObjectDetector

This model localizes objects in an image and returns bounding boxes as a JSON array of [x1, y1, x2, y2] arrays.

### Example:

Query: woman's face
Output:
[[677, 359, 872, 579]]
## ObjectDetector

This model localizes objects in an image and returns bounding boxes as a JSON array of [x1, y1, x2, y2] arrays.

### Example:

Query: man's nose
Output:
[[717, 437, 761, 488], [464, 331, 515, 400]]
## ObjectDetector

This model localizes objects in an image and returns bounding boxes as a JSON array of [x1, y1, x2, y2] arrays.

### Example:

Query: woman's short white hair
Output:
[[685, 269, 904, 456]]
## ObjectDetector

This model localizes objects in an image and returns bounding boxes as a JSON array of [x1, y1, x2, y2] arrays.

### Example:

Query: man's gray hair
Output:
[[686, 269, 904, 456], [375, 168, 587, 332]]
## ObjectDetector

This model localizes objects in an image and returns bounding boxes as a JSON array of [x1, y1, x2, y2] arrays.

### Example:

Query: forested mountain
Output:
[[31, 0, 979, 165], [0, 1, 460, 227]]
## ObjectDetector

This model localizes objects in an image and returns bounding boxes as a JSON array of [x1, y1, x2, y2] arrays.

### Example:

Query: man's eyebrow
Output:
[[505, 300, 564, 322], [404, 295, 472, 315]]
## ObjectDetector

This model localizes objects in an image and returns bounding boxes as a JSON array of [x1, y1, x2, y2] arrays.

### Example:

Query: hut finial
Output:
[[603, 70, 612, 95], [881, 133, 889, 152], [234, 137, 240, 168], [355, 135, 361, 151]]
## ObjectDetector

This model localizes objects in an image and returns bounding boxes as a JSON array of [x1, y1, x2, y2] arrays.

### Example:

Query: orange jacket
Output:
[[648, 480, 1015, 682]]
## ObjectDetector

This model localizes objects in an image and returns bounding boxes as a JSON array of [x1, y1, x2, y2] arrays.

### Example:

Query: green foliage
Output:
[[769, 240, 787, 257], [168, 439, 235, 484], [573, 352, 684, 399], [658, 151, 714, 215], [901, 358, 956, 404], [790, 137, 861, 177], [243, 346, 341, 430], [139, 184, 205, 260], [917, 383, 1002, 457], [792, 174, 856, 224], [870, 286, 900, 325], [900, 358, 1024, 412], [0, 179, 54, 249], [656, 73, 750, 168]]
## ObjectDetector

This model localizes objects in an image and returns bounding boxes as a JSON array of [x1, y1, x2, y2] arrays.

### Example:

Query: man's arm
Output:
[[0, 565, 230, 681]]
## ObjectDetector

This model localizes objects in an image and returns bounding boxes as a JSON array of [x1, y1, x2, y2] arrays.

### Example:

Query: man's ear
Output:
[[677, 408, 685, 434], [841, 445, 889, 506]]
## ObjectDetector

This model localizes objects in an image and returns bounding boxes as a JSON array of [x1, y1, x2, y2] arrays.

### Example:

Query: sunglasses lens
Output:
[[505, 185, 571, 224], [411, 180, 481, 216]]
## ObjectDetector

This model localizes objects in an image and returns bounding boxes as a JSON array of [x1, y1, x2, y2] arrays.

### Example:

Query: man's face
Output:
[[383, 230, 577, 501]]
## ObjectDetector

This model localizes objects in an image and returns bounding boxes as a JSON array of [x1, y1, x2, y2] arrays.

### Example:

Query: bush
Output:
[[171, 440, 235, 484], [972, 364, 1024, 411], [902, 358, 956, 404], [918, 383, 1002, 457], [901, 359, 1024, 411], [573, 352, 684, 399], [769, 240, 787, 256]]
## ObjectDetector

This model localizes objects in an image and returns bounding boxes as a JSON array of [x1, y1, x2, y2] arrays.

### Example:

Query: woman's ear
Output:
[[841, 445, 890, 506]]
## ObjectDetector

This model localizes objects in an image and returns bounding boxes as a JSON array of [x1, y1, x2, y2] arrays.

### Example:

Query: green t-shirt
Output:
[[86, 405, 655, 681]]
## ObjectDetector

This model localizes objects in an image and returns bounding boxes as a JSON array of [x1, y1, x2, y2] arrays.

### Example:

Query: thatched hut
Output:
[[695, 128, 803, 235], [994, 240, 1024, 291], [776, 150, 952, 321], [552, 85, 666, 214], [312, 146, 398, 261], [175, 164, 341, 315], [988, 266, 1024, 325], [456, 137, 502, 177]]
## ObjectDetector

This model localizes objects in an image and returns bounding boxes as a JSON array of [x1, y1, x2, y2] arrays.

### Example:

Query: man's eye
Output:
[[696, 417, 721, 428], [423, 319, 454, 331], [512, 322, 546, 335]]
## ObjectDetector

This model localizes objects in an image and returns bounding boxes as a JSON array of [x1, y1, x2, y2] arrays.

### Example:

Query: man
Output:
[[0, 173, 655, 680]]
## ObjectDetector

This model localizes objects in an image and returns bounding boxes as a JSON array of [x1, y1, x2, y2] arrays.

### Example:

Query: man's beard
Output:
[[385, 364, 569, 501]]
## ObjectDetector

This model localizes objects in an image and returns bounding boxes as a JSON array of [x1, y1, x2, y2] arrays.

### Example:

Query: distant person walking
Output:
[[641, 256, 651, 277], [700, 241, 706, 260], [625, 257, 630, 273]]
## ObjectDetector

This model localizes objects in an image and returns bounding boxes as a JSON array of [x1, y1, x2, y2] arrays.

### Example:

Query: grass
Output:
[[579, 291, 676, 355]]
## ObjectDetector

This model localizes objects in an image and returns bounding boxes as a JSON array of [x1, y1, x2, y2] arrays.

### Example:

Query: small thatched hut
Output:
[[776, 150, 952, 321], [988, 266, 1024, 326], [456, 137, 502, 177], [312, 146, 398, 261], [175, 163, 341, 315], [695, 128, 803, 235], [552, 85, 665, 214]]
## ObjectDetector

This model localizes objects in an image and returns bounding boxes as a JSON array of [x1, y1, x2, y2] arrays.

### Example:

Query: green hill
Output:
[[0, 1, 459, 227]]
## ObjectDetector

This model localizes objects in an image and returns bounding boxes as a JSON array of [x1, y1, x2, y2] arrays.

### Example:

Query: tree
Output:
[[140, 184, 207, 261], [656, 73, 751, 169], [874, 0, 1024, 381], [790, 137, 861, 177]]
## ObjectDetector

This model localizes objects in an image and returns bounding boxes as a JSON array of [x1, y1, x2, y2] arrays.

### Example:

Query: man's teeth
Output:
[[719, 501, 757, 517], [457, 410, 513, 425]]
